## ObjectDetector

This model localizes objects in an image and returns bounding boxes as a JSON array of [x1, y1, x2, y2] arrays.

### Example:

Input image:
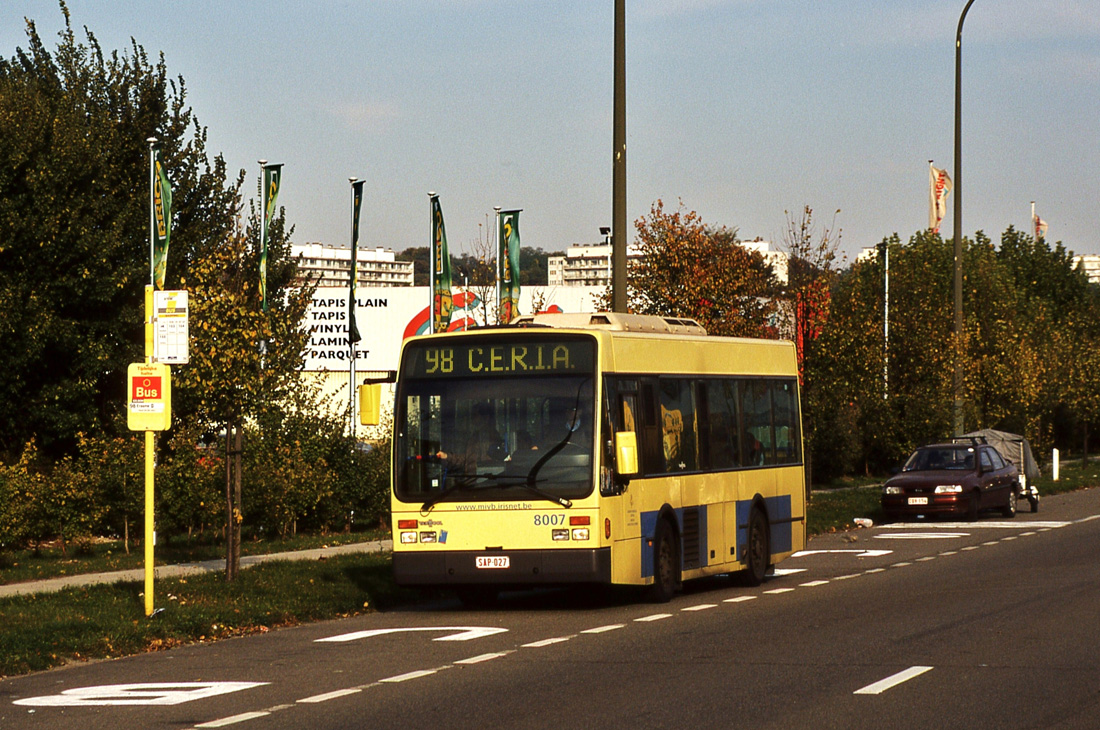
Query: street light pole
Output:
[[611, 0, 627, 312], [952, 0, 976, 437]]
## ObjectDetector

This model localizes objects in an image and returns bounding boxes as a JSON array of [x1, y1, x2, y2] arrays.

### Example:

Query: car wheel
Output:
[[966, 490, 980, 521], [646, 519, 680, 603], [741, 507, 770, 587], [1002, 488, 1017, 518]]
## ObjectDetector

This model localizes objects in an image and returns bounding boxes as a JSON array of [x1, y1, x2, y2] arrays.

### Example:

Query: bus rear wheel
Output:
[[741, 507, 770, 587], [646, 519, 680, 603]]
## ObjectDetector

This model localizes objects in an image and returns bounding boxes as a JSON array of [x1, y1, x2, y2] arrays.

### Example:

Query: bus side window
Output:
[[659, 378, 697, 472], [772, 380, 801, 464], [705, 379, 738, 470]]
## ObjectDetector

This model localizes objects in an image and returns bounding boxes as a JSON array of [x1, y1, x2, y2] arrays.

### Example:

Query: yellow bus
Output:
[[386, 312, 807, 602]]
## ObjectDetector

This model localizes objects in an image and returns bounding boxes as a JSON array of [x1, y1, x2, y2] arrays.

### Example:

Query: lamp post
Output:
[[611, 0, 627, 312], [952, 0, 976, 437]]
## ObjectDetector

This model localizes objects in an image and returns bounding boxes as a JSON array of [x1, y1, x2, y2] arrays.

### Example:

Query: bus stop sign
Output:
[[127, 362, 172, 431]]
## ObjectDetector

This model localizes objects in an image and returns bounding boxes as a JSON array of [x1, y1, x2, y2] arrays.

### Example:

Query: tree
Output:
[[173, 206, 313, 579], [620, 200, 778, 337], [0, 6, 238, 459]]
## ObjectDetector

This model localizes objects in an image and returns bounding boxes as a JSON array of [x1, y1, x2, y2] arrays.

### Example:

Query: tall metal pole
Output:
[[349, 178, 359, 437], [611, 0, 627, 312], [144, 137, 157, 616], [952, 0, 975, 437]]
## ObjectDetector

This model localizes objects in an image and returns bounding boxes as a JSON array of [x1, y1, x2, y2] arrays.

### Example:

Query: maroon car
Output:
[[881, 442, 1019, 520]]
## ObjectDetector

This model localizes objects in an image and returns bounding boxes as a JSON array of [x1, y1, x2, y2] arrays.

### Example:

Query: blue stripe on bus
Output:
[[736, 496, 793, 560], [640, 506, 710, 578]]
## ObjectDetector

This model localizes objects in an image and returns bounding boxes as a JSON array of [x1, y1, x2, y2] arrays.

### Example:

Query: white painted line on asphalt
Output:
[[380, 669, 439, 683], [581, 624, 625, 634], [833, 573, 861, 580], [196, 712, 271, 728], [891, 562, 912, 568], [682, 603, 718, 611], [635, 613, 673, 622], [723, 596, 757, 603], [982, 541, 999, 546], [317, 626, 508, 643], [298, 689, 361, 704], [874, 533, 968, 540], [1076, 515, 1100, 524], [961, 546, 979, 551], [879, 521, 1068, 529], [916, 556, 936, 561], [1002, 535, 1018, 541], [854, 666, 934, 695], [522, 636, 575, 648], [455, 651, 512, 665], [793, 549, 892, 558], [940, 550, 958, 556], [764, 588, 794, 595], [1019, 532, 1037, 537], [864, 568, 885, 574], [800, 580, 829, 587], [773, 567, 808, 575]]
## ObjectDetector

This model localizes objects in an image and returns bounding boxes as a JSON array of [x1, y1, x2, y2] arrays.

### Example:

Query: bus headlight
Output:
[[571, 528, 590, 541], [552, 529, 570, 541], [400, 532, 418, 544]]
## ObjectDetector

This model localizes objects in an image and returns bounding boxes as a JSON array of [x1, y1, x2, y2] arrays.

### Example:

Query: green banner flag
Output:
[[260, 164, 283, 312], [349, 180, 365, 344], [498, 209, 522, 324], [152, 149, 172, 289], [431, 195, 453, 333]]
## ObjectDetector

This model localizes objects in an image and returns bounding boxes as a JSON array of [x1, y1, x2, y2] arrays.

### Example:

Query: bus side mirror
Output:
[[615, 431, 639, 477], [358, 383, 381, 426]]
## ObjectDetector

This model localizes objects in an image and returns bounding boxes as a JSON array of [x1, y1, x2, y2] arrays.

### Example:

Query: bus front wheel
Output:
[[647, 519, 680, 603]]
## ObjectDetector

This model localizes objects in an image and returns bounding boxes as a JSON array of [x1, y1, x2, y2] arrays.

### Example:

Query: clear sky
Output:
[[5, 1, 1099, 262]]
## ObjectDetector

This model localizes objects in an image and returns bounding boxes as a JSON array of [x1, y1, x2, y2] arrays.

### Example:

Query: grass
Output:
[[0, 528, 390, 586], [0, 551, 426, 678]]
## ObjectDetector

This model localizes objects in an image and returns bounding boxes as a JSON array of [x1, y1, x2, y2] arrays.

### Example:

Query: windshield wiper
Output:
[[420, 472, 570, 512]]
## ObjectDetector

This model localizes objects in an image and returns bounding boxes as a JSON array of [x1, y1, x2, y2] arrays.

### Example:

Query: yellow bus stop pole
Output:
[[144, 284, 155, 617]]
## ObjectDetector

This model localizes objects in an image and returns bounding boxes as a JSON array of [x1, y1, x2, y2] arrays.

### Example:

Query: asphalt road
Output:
[[2, 487, 1098, 730]]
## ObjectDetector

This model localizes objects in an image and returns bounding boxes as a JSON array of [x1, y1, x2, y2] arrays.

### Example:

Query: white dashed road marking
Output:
[[854, 666, 934, 695]]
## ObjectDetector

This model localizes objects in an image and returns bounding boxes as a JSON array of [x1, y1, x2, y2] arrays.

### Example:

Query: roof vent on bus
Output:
[[511, 312, 706, 335]]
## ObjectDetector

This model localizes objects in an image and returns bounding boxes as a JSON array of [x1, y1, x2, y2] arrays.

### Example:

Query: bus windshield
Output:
[[394, 336, 597, 506]]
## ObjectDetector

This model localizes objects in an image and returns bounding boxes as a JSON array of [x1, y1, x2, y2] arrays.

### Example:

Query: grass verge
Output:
[[0, 551, 426, 679], [0, 529, 389, 585]]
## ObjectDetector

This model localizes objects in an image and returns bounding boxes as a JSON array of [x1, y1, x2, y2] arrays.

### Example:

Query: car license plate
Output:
[[908, 497, 929, 506], [475, 556, 509, 569]]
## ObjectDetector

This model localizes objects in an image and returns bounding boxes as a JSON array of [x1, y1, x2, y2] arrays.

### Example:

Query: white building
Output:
[[292, 242, 414, 287], [547, 243, 640, 287], [1072, 254, 1100, 285], [548, 240, 787, 286]]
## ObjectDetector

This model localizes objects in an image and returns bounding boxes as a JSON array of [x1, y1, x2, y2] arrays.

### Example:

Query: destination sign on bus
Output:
[[404, 337, 594, 378]]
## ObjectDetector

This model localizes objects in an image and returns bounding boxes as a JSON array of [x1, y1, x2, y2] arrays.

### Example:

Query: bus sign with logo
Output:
[[127, 362, 172, 431]]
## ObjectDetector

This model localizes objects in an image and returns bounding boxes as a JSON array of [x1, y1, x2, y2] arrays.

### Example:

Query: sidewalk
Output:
[[0, 539, 394, 598]]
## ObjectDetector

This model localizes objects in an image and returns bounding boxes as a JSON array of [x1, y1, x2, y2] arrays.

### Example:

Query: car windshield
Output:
[[394, 336, 597, 506], [903, 447, 976, 472]]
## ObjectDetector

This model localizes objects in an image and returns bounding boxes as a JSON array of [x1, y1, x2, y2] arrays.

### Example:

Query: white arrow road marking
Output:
[[854, 666, 934, 695], [316, 626, 508, 643], [14, 682, 269, 707], [792, 549, 893, 558]]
